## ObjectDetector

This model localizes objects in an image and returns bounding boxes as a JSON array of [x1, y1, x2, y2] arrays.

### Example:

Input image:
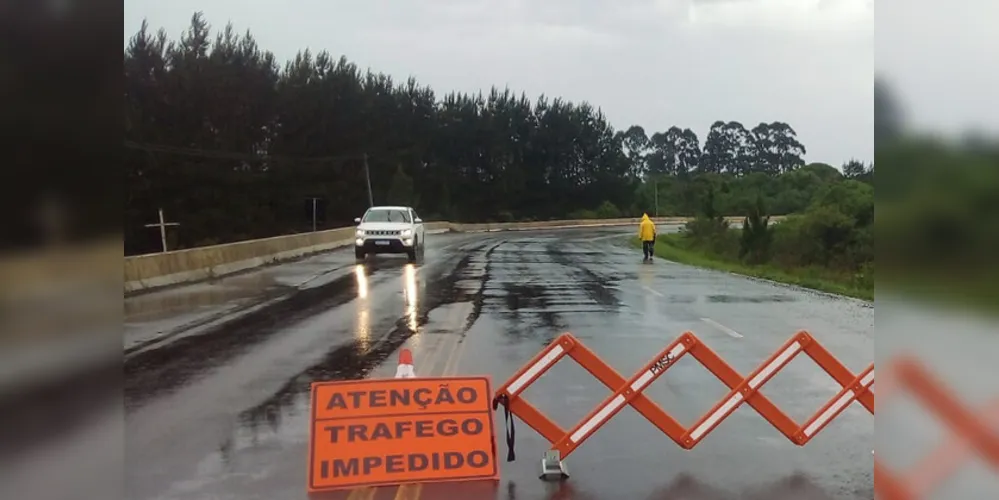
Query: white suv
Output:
[[353, 206, 426, 262]]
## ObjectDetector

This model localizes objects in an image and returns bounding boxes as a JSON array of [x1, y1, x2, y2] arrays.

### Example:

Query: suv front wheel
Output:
[[355, 247, 365, 262]]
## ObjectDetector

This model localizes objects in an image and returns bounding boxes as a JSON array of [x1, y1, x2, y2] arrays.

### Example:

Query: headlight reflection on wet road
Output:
[[354, 264, 370, 347], [355, 308, 370, 348], [354, 264, 368, 299], [403, 264, 419, 334]]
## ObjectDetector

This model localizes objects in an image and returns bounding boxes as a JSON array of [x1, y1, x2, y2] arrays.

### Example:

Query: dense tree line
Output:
[[125, 14, 870, 255], [672, 165, 874, 294]]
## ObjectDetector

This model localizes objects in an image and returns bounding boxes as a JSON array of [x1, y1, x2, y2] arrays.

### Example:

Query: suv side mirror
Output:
[[354, 217, 361, 224], [414, 217, 423, 224]]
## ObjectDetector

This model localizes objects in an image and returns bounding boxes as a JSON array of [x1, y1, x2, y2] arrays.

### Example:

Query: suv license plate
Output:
[[375, 240, 390, 246]]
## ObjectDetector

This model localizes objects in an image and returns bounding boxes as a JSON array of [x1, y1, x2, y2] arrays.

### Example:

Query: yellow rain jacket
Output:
[[639, 213, 656, 242]]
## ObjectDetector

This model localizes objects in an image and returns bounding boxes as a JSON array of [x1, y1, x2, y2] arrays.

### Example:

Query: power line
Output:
[[124, 140, 420, 164]]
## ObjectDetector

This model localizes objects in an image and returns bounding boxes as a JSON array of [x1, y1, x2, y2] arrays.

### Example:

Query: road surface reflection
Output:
[[354, 264, 368, 299], [404, 263, 419, 335]]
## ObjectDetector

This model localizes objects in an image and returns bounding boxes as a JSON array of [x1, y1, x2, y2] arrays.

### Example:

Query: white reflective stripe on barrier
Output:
[[690, 392, 745, 441], [507, 344, 564, 396], [748, 341, 801, 389], [630, 343, 687, 393], [803, 369, 874, 437], [570, 394, 626, 443]]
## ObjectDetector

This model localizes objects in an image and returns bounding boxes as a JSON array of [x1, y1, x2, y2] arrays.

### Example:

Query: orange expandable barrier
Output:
[[873, 357, 999, 500], [491, 331, 874, 464]]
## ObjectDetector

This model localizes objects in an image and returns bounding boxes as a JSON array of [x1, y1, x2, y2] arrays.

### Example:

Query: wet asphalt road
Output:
[[123, 227, 874, 500]]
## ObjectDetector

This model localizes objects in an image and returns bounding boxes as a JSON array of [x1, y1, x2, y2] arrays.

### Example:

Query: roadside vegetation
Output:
[[873, 78, 999, 311], [632, 161, 874, 300], [638, 80, 999, 308], [876, 137, 999, 311]]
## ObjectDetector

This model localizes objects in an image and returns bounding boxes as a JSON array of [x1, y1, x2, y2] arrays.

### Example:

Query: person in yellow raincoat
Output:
[[639, 213, 657, 261]]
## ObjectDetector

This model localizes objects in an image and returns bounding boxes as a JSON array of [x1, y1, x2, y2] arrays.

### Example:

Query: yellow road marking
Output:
[[442, 335, 467, 376], [420, 334, 447, 376], [360, 306, 471, 500], [395, 320, 469, 499], [417, 303, 463, 376], [393, 483, 423, 500]]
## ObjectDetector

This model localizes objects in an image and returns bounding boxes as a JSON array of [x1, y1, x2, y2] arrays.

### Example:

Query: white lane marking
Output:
[[700, 317, 743, 338], [642, 285, 665, 297]]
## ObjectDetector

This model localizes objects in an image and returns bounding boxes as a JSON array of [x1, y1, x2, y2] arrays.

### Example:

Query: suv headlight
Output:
[[401, 229, 413, 237], [355, 229, 365, 237]]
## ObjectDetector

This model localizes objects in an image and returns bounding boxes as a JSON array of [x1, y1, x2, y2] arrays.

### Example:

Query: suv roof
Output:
[[366, 206, 410, 211]]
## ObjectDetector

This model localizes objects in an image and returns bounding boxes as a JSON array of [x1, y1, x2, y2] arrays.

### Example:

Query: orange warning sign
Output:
[[308, 377, 499, 492]]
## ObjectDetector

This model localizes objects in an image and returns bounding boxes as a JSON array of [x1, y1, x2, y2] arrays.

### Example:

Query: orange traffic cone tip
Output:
[[399, 348, 413, 365]]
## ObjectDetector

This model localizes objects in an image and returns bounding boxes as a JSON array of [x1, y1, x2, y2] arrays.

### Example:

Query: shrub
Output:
[[771, 214, 813, 268], [810, 180, 874, 227], [594, 200, 622, 219], [740, 194, 772, 265], [568, 209, 598, 219], [800, 206, 856, 268]]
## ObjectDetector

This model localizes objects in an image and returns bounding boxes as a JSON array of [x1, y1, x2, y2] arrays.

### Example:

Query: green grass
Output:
[[631, 235, 873, 301], [878, 269, 999, 315]]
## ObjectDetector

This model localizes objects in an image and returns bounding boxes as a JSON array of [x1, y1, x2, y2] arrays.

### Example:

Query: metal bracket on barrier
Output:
[[491, 330, 875, 482], [539, 449, 568, 481]]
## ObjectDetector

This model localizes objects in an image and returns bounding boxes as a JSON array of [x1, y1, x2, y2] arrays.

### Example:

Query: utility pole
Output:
[[144, 208, 179, 253], [37, 195, 67, 246], [307, 197, 321, 232], [654, 178, 659, 217], [363, 153, 374, 208]]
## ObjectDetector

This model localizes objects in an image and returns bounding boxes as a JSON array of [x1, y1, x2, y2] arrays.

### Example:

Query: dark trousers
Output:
[[642, 240, 654, 258]]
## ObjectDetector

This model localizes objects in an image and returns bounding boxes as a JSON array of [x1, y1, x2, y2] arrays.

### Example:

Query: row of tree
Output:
[[619, 120, 807, 178], [124, 14, 866, 255]]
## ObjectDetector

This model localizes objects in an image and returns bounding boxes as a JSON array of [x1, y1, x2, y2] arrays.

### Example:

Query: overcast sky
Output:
[[125, 0, 876, 165], [876, 0, 999, 141]]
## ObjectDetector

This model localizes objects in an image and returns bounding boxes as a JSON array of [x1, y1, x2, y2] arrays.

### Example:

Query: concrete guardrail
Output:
[[122, 216, 786, 295]]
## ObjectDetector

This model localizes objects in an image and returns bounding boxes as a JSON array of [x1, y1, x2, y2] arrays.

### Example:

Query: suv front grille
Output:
[[367, 230, 401, 236]]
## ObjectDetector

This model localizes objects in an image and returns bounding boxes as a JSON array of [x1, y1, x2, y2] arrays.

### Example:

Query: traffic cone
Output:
[[395, 348, 416, 378]]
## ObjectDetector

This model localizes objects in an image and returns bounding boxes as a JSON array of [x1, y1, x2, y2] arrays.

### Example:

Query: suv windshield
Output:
[[362, 209, 411, 223]]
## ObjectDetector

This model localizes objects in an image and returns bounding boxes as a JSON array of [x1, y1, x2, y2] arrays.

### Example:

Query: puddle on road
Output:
[[123, 271, 367, 409], [236, 316, 417, 433], [706, 293, 798, 304], [665, 294, 697, 303], [124, 273, 287, 323], [502, 282, 545, 311], [124, 256, 449, 410], [231, 243, 499, 433], [407, 464, 855, 500], [482, 241, 623, 341], [638, 471, 847, 500]]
